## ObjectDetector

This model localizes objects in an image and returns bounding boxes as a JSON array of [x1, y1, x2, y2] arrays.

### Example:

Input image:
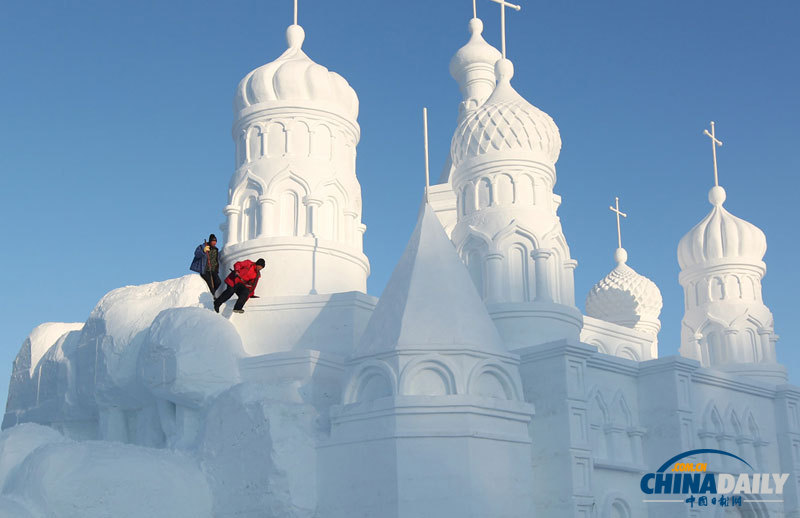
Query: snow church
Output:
[[1, 8, 798, 518]]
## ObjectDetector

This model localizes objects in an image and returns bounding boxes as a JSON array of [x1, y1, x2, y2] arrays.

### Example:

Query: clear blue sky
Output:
[[1, 0, 798, 405]]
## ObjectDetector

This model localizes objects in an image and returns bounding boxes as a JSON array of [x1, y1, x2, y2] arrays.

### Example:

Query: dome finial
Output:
[[286, 24, 305, 49], [614, 247, 628, 265]]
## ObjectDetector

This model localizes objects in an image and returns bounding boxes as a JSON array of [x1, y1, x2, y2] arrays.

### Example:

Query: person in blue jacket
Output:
[[190, 234, 221, 294]]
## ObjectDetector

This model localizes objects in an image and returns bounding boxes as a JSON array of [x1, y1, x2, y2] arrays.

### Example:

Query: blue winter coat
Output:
[[190, 244, 210, 274]]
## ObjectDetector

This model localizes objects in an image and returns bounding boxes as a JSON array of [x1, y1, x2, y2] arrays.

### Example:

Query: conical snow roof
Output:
[[233, 25, 358, 120], [677, 185, 767, 271], [354, 203, 506, 357], [586, 248, 662, 336]]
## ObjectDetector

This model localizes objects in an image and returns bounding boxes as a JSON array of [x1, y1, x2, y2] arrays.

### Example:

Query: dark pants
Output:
[[215, 283, 250, 310], [202, 271, 221, 294]]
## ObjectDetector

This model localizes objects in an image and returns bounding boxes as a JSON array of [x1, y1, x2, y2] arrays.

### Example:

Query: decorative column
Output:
[[305, 197, 323, 237], [737, 437, 757, 468], [224, 205, 241, 245], [532, 249, 553, 302], [344, 210, 358, 247], [628, 426, 646, 465], [485, 252, 505, 304], [258, 196, 275, 237], [724, 328, 740, 363], [562, 259, 578, 306], [768, 332, 780, 363]]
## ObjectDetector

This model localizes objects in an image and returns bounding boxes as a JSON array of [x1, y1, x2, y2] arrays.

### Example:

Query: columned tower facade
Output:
[[447, 30, 582, 347], [221, 24, 369, 296]]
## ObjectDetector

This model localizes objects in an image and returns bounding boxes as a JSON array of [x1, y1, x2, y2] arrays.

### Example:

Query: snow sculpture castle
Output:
[[2, 12, 798, 518]]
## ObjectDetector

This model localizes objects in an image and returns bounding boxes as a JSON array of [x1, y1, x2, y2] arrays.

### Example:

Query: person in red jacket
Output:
[[213, 258, 265, 314]]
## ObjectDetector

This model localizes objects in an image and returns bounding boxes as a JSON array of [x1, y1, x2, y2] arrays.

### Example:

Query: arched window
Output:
[[318, 197, 339, 241], [241, 196, 260, 240], [507, 244, 528, 302], [589, 391, 609, 460], [477, 178, 492, 209], [466, 248, 484, 299], [496, 174, 514, 205], [266, 122, 286, 157], [280, 191, 299, 236]]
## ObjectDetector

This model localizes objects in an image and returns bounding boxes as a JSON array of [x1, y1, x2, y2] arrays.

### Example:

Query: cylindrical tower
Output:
[[221, 24, 369, 296], [448, 51, 582, 347], [677, 185, 784, 382]]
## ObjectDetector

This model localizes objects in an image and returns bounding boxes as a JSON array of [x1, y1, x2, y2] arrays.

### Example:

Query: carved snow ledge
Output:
[[345, 346, 519, 365], [638, 356, 700, 377], [592, 460, 648, 474], [586, 354, 639, 377], [512, 338, 595, 364], [692, 367, 778, 398]]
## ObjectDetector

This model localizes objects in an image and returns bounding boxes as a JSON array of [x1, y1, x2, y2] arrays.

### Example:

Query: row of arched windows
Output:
[[588, 390, 640, 465], [235, 121, 355, 168], [458, 173, 550, 216], [685, 274, 762, 308], [700, 404, 765, 472], [462, 240, 570, 304]]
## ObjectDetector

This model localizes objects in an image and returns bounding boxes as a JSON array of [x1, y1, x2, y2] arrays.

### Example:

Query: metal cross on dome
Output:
[[485, 0, 522, 59], [609, 196, 627, 249], [703, 121, 724, 187], [292, 0, 298, 25]]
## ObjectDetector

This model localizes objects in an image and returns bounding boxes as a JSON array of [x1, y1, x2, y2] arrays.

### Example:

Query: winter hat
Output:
[[208, 234, 217, 242], [255, 258, 266, 267]]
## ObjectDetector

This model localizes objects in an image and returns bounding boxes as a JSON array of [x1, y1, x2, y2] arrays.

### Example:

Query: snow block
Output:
[[86, 274, 212, 409], [0, 496, 35, 518], [0, 423, 67, 491], [3, 323, 83, 430], [4, 440, 212, 518], [197, 382, 319, 518], [139, 307, 244, 409]]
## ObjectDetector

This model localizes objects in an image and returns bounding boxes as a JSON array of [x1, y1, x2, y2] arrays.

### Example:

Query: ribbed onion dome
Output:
[[233, 25, 358, 120], [677, 186, 767, 271], [450, 58, 561, 168], [586, 248, 663, 335], [449, 18, 501, 88]]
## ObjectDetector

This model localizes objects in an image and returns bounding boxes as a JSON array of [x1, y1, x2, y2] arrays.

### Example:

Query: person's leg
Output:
[[233, 283, 250, 311], [214, 284, 236, 312], [201, 272, 215, 292], [211, 273, 221, 294]]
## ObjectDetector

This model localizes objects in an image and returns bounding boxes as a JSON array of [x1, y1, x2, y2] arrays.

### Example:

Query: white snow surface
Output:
[[139, 307, 244, 409], [0, 423, 67, 491], [90, 274, 212, 407], [3, 438, 212, 518], [25, 323, 83, 377]]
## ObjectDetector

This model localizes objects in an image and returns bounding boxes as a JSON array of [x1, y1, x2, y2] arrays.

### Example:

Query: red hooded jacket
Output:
[[225, 260, 261, 297]]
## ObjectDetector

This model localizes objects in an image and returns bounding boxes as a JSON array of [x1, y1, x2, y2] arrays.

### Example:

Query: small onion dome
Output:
[[586, 248, 663, 335], [233, 25, 358, 120], [449, 18, 502, 87], [677, 186, 767, 271], [450, 58, 561, 168]]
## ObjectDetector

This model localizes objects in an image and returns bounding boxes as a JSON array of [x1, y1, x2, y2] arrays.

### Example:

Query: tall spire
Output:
[[423, 107, 430, 204]]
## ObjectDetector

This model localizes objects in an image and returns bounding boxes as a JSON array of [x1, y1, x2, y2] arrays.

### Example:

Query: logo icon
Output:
[[640, 449, 790, 510]]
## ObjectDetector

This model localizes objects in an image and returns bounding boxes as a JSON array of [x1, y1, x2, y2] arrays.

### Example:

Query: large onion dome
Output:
[[450, 58, 561, 168], [677, 185, 767, 271], [233, 24, 358, 120]]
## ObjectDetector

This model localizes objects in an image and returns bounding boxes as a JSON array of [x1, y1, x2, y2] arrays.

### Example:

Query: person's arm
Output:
[[194, 243, 207, 259]]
